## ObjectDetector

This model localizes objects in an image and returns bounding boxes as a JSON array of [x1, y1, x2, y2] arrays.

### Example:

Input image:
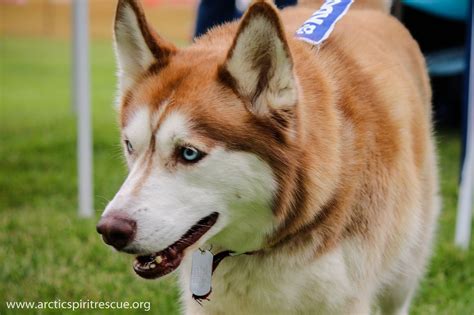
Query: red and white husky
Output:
[[97, 0, 439, 314]]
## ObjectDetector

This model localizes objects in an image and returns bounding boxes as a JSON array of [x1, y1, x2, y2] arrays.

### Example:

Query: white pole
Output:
[[455, 3, 474, 249], [73, 0, 93, 218]]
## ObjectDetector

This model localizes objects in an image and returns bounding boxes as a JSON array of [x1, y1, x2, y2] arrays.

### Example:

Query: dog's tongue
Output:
[[133, 246, 183, 279]]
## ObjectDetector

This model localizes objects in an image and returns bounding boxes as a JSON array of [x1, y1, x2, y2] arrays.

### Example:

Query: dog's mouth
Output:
[[133, 212, 219, 279]]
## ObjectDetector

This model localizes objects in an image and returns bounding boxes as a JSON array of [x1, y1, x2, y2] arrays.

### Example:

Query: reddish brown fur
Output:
[[117, 0, 435, 261]]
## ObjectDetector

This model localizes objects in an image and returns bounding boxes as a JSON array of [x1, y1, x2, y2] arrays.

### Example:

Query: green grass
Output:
[[0, 37, 179, 315], [0, 37, 473, 314]]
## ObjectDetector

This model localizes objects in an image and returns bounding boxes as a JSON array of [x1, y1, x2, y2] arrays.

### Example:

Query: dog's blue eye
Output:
[[180, 146, 203, 163]]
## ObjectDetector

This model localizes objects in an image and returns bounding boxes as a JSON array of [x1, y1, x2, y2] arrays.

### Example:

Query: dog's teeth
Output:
[[155, 256, 163, 264], [150, 263, 156, 269]]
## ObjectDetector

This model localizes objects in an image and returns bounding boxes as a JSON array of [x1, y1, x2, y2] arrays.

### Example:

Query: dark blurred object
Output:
[[401, 4, 467, 128], [194, 0, 297, 38], [194, 0, 238, 38], [193, 1, 469, 129]]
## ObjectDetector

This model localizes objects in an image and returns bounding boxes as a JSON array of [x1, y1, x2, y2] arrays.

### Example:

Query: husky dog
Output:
[[97, 0, 439, 314]]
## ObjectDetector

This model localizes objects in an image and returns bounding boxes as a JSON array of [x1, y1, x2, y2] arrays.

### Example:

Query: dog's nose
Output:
[[96, 213, 136, 250]]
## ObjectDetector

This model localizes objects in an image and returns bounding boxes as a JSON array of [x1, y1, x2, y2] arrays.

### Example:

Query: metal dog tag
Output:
[[190, 250, 213, 298]]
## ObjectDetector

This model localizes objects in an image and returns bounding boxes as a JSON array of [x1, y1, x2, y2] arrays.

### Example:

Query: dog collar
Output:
[[295, 0, 353, 45]]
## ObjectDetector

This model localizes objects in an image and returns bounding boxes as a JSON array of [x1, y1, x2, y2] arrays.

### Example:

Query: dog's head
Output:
[[97, 0, 302, 279]]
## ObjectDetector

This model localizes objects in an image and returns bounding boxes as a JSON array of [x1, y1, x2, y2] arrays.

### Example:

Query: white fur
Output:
[[179, 207, 441, 315], [156, 111, 191, 159], [104, 110, 277, 255], [152, 98, 172, 127], [225, 15, 298, 116], [180, 238, 373, 315], [122, 107, 151, 165]]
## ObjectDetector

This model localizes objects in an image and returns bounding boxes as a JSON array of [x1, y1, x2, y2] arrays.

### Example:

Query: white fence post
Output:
[[455, 3, 474, 249], [73, 0, 93, 218]]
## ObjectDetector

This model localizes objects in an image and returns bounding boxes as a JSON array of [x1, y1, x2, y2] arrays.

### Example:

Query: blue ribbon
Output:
[[295, 0, 354, 45]]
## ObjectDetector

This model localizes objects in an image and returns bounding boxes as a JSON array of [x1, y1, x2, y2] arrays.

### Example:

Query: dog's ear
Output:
[[114, 0, 176, 92], [219, 0, 298, 116]]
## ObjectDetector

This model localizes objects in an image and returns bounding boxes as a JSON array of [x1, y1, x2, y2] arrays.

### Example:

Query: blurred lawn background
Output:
[[0, 0, 473, 314]]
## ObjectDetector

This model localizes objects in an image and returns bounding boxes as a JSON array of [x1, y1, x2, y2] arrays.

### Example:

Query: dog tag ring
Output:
[[190, 249, 213, 300]]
